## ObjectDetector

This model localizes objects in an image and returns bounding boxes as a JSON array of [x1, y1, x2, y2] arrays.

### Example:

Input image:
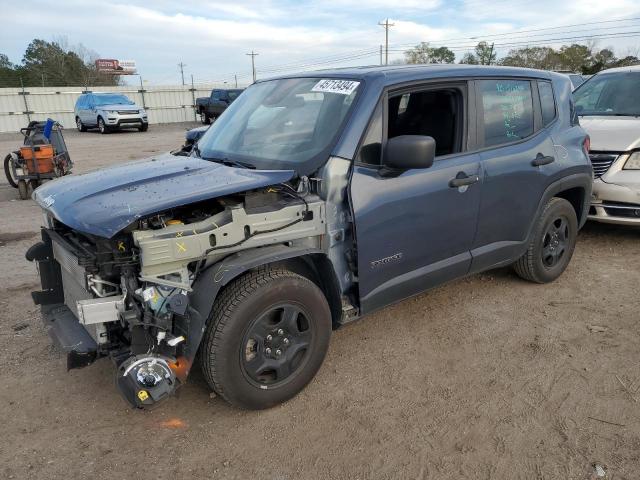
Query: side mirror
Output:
[[384, 135, 436, 170]]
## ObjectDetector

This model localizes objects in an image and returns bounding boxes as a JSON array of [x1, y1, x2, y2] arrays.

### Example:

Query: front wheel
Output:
[[200, 111, 210, 125], [514, 197, 578, 283], [200, 267, 332, 410], [138, 123, 148, 132], [98, 117, 109, 134]]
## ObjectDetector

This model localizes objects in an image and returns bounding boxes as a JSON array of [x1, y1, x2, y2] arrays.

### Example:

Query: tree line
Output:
[[0, 38, 120, 88], [403, 41, 639, 73]]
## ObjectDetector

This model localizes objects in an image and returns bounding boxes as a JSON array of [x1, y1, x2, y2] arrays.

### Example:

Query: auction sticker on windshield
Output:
[[312, 79, 360, 95]]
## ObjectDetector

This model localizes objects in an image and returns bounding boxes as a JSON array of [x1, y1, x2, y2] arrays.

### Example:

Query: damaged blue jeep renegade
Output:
[[26, 66, 592, 409]]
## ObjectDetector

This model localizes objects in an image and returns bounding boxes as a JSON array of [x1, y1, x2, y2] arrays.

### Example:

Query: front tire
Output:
[[138, 123, 148, 132], [97, 117, 109, 134], [200, 111, 210, 125], [200, 267, 332, 410], [514, 197, 578, 283]]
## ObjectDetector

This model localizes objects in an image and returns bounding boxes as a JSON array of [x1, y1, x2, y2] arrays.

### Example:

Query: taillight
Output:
[[583, 135, 590, 156]]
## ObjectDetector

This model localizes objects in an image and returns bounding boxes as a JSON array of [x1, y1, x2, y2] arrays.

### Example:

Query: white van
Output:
[[574, 66, 640, 225]]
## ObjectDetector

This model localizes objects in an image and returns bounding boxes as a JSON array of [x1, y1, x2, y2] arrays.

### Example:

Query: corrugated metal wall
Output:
[[0, 84, 238, 132]]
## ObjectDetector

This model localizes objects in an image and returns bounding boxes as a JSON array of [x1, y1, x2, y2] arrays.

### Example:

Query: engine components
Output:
[[116, 355, 178, 408]]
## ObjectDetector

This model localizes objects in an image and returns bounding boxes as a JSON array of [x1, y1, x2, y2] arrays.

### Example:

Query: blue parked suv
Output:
[[27, 65, 591, 410]]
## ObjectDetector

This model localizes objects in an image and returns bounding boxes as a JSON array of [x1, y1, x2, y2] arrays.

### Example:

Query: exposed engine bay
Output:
[[28, 177, 341, 408]]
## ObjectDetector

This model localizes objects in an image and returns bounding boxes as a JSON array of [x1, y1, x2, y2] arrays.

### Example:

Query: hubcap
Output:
[[542, 216, 569, 268], [241, 305, 312, 386]]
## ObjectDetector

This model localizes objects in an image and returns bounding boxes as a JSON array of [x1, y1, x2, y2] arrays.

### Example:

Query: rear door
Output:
[[351, 82, 482, 314], [83, 94, 96, 125], [469, 78, 558, 272]]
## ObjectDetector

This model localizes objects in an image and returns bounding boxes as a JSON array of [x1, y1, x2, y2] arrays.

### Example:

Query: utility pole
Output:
[[246, 51, 258, 83], [380, 45, 383, 65], [378, 19, 395, 65], [488, 43, 495, 65], [234, 74, 238, 88], [178, 62, 186, 85]]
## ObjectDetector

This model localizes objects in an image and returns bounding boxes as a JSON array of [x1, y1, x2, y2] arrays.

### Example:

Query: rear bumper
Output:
[[41, 303, 98, 369]]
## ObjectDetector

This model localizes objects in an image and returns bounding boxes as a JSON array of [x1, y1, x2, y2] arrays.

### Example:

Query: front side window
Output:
[[573, 72, 640, 116], [479, 80, 534, 147], [387, 88, 463, 157], [538, 81, 556, 126], [211, 90, 221, 100], [356, 101, 383, 165], [197, 77, 360, 174]]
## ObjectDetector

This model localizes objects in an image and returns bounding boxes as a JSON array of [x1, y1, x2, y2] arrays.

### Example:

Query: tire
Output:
[[138, 123, 148, 132], [17, 179, 28, 200], [27, 179, 39, 196], [4, 154, 18, 188], [200, 111, 210, 125], [514, 197, 578, 284], [76, 117, 86, 132], [200, 267, 332, 410], [98, 117, 109, 134]]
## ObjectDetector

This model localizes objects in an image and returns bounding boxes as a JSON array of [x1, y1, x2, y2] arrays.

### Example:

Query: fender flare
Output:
[[181, 244, 325, 368], [533, 172, 592, 234]]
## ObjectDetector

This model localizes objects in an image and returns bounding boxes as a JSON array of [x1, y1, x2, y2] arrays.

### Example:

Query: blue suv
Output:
[[28, 65, 591, 410]]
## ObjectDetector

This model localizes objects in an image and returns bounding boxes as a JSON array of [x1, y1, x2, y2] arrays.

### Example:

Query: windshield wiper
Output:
[[203, 155, 254, 169]]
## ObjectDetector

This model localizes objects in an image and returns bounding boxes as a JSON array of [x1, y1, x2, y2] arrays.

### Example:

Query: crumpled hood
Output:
[[579, 116, 640, 152], [33, 153, 294, 238]]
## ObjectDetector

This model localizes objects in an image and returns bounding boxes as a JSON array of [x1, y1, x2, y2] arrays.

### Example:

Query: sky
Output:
[[1, 0, 640, 86]]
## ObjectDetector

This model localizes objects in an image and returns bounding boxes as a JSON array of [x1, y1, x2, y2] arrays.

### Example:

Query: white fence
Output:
[[0, 83, 241, 133]]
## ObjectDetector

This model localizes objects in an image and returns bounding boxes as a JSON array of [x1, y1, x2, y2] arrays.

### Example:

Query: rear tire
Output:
[[76, 117, 86, 132], [514, 197, 577, 284], [200, 267, 332, 410], [4, 154, 18, 188]]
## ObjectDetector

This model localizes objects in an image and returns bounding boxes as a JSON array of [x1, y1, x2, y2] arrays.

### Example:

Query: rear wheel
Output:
[[514, 197, 577, 283], [200, 267, 332, 410], [76, 117, 86, 132], [4, 154, 18, 188]]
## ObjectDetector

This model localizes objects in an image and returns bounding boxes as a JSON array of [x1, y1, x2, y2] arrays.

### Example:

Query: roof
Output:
[[263, 64, 554, 86], [596, 64, 640, 75]]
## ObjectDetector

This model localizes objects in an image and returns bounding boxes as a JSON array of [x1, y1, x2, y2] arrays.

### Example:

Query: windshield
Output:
[[93, 94, 134, 106], [196, 77, 360, 174], [573, 72, 640, 116]]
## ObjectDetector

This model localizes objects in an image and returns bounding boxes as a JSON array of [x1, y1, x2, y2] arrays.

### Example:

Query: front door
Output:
[[350, 83, 482, 314]]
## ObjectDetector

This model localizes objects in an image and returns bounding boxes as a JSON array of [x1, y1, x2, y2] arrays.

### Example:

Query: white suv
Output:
[[574, 66, 640, 225], [74, 92, 148, 133]]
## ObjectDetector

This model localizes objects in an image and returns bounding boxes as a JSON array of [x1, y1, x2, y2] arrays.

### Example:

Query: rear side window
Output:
[[537, 81, 556, 126], [75, 96, 84, 109], [479, 79, 534, 147]]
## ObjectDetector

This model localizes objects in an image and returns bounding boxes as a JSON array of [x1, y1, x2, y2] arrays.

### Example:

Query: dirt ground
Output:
[[0, 123, 639, 480]]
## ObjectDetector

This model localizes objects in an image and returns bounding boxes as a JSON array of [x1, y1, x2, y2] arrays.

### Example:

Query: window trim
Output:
[[474, 77, 540, 152]]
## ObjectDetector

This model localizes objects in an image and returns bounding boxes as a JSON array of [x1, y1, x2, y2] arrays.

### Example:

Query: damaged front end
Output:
[[27, 181, 328, 408]]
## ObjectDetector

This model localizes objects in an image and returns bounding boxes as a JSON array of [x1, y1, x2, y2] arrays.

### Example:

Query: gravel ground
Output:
[[0, 123, 639, 480]]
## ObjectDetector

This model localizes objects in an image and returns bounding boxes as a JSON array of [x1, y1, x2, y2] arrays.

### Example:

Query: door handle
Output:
[[531, 153, 555, 166], [449, 173, 480, 188]]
